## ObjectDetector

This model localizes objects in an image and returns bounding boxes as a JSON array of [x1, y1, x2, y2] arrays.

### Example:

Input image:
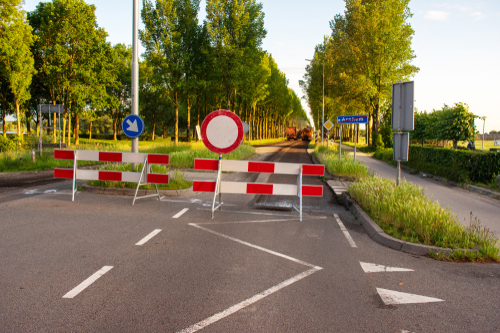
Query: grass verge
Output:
[[247, 138, 287, 145], [349, 176, 499, 261], [311, 143, 369, 178]]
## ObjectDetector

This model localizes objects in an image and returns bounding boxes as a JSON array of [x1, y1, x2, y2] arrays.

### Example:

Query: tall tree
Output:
[[0, 0, 35, 138]]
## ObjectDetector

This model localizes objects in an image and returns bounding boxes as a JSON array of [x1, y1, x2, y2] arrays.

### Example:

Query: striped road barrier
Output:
[[192, 159, 324, 221], [54, 150, 170, 205]]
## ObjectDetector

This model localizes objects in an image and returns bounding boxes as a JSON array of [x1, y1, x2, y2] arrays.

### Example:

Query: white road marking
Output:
[[377, 288, 444, 305], [177, 267, 322, 333], [62, 266, 113, 298], [173, 208, 189, 219], [135, 229, 162, 246], [189, 223, 318, 268], [334, 214, 357, 248], [360, 262, 414, 273], [196, 219, 298, 225], [179, 223, 323, 333]]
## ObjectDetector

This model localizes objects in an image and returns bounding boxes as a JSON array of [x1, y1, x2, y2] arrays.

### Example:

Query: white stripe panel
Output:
[[76, 169, 99, 180], [76, 150, 99, 161], [274, 163, 301, 175], [122, 152, 147, 163], [272, 184, 299, 196], [220, 181, 247, 194], [121, 172, 142, 183], [221, 160, 248, 172]]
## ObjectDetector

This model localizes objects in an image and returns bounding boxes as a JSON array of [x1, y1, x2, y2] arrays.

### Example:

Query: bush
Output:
[[0, 135, 23, 152]]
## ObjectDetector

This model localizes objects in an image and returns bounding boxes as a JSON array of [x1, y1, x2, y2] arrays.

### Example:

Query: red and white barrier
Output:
[[54, 150, 170, 204], [193, 158, 325, 220]]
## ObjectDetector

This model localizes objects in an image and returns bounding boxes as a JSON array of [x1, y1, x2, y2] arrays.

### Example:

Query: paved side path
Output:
[[342, 144, 500, 237]]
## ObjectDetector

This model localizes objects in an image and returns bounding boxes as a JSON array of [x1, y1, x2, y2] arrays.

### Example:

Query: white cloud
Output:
[[470, 11, 486, 20], [424, 10, 451, 21]]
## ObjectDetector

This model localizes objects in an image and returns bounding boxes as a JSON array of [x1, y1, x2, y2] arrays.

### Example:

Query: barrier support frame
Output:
[[292, 165, 303, 221], [212, 155, 223, 219], [72, 151, 78, 201], [132, 156, 160, 206]]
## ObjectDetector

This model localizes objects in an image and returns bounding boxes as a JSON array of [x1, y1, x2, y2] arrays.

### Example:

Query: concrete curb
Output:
[[81, 184, 193, 197], [339, 192, 455, 256]]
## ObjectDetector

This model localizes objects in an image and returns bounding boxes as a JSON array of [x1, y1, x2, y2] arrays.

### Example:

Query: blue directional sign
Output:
[[337, 115, 369, 124], [122, 114, 145, 139]]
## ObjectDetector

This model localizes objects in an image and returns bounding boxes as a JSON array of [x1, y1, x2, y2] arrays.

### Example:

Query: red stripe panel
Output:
[[54, 168, 74, 179], [194, 159, 218, 171], [99, 152, 122, 162], [303, 164, 325, 176], [148, 154, 170, 165], [193, 180, 216, 192], [147, 174, 169, 184], [248, 162, 275, 173], [247, 183, 273, 195], [54, 150, 74, 160], [98, 171, 122, 182], [302, 185, 323, 197]]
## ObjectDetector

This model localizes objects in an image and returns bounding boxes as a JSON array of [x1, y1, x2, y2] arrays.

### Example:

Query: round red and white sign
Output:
[[201, 110, 244, 154]]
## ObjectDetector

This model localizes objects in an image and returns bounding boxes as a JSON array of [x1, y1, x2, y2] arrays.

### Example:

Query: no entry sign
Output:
[[201, 110, 244, 155]]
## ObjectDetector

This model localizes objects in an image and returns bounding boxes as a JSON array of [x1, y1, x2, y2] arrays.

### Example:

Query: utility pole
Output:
[[131, 0, 139, 153]]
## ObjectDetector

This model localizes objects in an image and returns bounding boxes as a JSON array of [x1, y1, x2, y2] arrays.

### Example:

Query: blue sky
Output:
[[22, 0, 500, 133]]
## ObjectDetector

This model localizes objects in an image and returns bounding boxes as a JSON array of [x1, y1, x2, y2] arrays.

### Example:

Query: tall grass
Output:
[[247, 138, 287, 145], [349, 176, 499, 260], [312, 143, 369, 178]]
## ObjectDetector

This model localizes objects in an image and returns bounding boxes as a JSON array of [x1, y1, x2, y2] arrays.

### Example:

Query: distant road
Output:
[[343, 144, 500, 237]]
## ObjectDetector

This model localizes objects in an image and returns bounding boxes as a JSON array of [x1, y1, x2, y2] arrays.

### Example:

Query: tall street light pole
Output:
[[482, 116, 487, 151], [131, 0, 139, 154], [306, 59, 324, 144]]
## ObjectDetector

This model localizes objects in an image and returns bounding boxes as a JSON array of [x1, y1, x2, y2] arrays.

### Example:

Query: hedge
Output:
[[409, 146, 500, 183]]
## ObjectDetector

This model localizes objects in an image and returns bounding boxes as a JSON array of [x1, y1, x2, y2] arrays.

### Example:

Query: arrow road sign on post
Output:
[[122, 114, 145, 139]]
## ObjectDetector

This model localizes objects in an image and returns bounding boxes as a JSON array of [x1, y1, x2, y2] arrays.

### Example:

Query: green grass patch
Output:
[[87, 163, 192, 190], [312, 143, 369, 178], [349, 176, 499, 261], [247, 138, 287, 145]]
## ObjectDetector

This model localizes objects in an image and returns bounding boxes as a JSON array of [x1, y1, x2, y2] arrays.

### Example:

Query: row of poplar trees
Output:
[[301, 0, 419, 146], [0, 0, 308, 145]]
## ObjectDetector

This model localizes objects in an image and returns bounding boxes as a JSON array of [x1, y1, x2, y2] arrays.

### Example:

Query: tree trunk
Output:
[[113, 111, 118, 140], [174, 90, 179, 145], [75, 113, 80, 145], [2, 110, 6, 137], [89, 120, 93, 140], [186, 91, 191, 142], [15, 99, 21, 138], [163, 124, 167, 139]]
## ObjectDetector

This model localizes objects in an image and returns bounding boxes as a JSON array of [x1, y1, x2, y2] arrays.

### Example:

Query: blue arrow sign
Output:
[[337, 115, 369, 124], [122, 114, 145, 139]]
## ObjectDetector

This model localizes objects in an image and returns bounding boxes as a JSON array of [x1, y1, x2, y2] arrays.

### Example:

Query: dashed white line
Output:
[[334, 213, 357, 248], [173, 208, 189, 219], [62, 266, 113, 298], [135, 229, 162, 246]]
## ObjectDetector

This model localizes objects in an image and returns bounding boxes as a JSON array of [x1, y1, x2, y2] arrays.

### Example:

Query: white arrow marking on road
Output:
[[126, 119, 139, 132], [377, 288, 444, 305], [360, 262, 414, 273]]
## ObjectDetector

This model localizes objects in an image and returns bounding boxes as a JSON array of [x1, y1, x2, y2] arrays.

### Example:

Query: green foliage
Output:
[[313, 144, 369, 178], [0, 135, 21, 152], [379, 105, 393, 148], [349, 176, 499, 260]]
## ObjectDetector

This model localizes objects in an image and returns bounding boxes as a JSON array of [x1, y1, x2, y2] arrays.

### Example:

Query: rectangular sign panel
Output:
[[38, 104, 64, 114], [392, 81, 414, 131], [337, 115, 369, 124], [393, 132, 410, 162]]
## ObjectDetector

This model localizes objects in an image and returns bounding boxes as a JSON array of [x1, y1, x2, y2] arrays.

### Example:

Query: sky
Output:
[[21, 0, 500, 133]]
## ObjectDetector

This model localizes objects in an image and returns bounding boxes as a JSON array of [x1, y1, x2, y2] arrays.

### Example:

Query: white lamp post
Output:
[[131, 0, 139, 153], [306, 59, 324, 144]]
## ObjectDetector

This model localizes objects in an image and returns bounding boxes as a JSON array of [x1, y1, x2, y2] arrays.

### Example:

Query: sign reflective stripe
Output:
[[248, 162, 275, 173], [302, 185, 323, 197], [194, 159, 219, 171], [99, 152, 122, 163], [54, 150, 74, 160], [247, 183, 273, 194], [147, 174, 169, 184], [148, 154, 170, 165], [54, 168, 74, 179], [193, 180, 217, 192], [302, 165, 325, 176], [99, 171, 122, 181]]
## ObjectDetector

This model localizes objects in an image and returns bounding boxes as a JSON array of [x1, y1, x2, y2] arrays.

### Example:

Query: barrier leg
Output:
[[211, 155, 223, 219], [132, 157, 148, 206], [72, 151, 77, 202]]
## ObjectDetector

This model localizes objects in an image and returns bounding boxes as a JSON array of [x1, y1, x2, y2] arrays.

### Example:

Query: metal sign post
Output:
[[38, 104, 64, 156], [337, 115, 369, 165], [392, 81, 414, 186]]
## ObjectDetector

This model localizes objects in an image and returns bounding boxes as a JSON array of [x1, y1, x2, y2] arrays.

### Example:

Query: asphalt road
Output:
[[342, 144, 500, 237], [0, 141, 499, 332]]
